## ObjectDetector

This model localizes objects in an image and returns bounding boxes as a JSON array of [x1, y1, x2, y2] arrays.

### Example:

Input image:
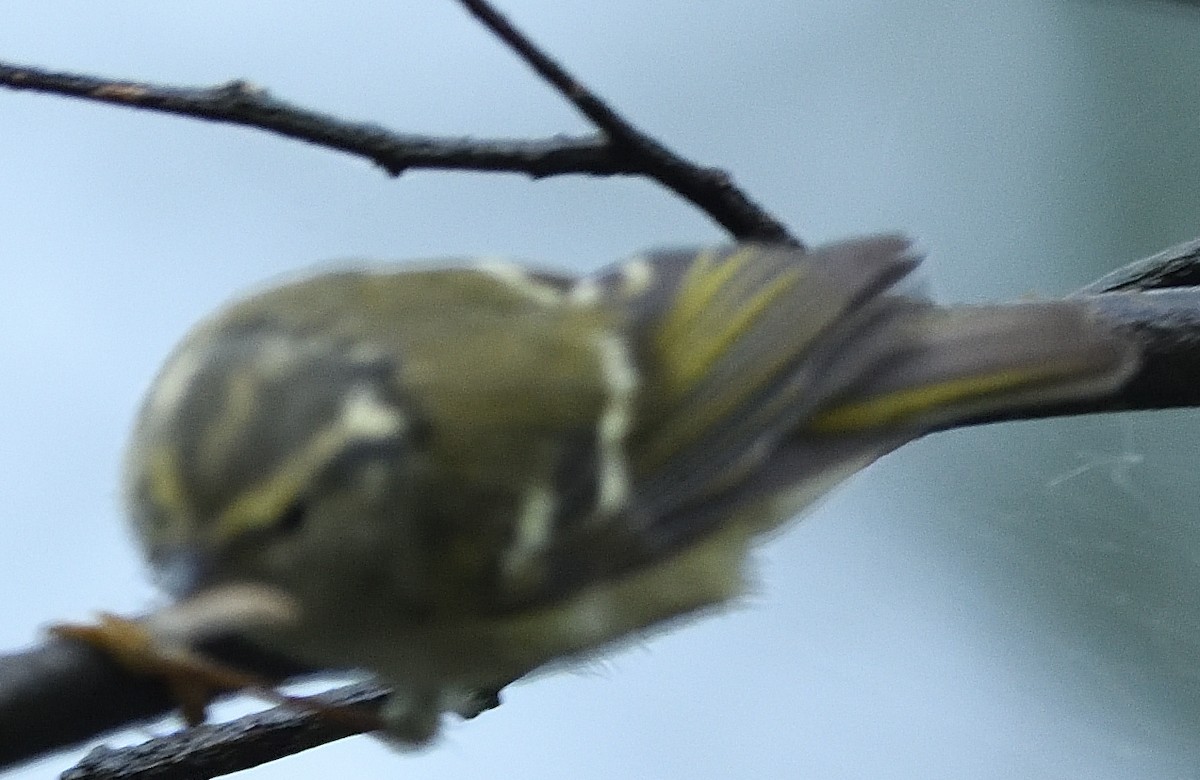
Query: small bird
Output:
[[118, 235, 1136, 743]]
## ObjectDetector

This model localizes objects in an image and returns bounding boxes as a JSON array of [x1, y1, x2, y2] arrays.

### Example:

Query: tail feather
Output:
[[627, 236, 1137, 527], [810, 301, 1138, 434]]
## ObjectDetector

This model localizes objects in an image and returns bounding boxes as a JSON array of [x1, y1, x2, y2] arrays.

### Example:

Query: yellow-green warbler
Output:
[[120, 235, 1137, 743]]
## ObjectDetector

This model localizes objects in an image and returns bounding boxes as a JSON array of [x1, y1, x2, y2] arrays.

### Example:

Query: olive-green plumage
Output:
[[123, 235, 1137, 743]]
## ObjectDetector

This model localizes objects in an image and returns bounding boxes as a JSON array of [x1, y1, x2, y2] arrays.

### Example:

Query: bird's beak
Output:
[[151, 545, 215, 599]]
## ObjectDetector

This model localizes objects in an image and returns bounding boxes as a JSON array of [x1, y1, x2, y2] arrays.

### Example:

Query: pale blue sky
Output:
[[2, 2, 1200, 778]]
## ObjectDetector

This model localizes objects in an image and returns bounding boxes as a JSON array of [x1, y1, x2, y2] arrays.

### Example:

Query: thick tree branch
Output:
[[1077, 237, 1200, 294], [0, 635, 314, 770], [1088, 288, 1200, 411]]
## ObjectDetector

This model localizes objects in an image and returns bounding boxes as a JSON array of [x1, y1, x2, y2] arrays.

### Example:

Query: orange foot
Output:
[[51, 610, 385, 733], [50, 612, 246, 725]]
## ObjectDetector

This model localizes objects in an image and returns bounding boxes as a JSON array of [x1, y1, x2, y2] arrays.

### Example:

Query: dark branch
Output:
[[458, 0, 656, 145], [0, 635, 313, 771], [1069, 239, 1200, 416], [1088, 288, 1200, 412], [0, 64, 632, 177], [0, 638, 175, 769], [59, 683, 388, 780], [453, 0, 797, 245], [0, 56, 793, 244], [1076, 237, 1200, 294]]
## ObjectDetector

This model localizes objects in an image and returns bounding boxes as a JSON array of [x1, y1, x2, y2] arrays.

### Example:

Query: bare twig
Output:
[[59, 683, 388, 780], [453, 0, 797, 244], [0, 10, 795, 246], [0, 64, 633, 178], [458, 0, 659, 145]]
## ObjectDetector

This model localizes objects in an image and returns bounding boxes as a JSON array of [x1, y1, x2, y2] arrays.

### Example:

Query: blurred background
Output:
[[2, 1, 1199, 777]]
